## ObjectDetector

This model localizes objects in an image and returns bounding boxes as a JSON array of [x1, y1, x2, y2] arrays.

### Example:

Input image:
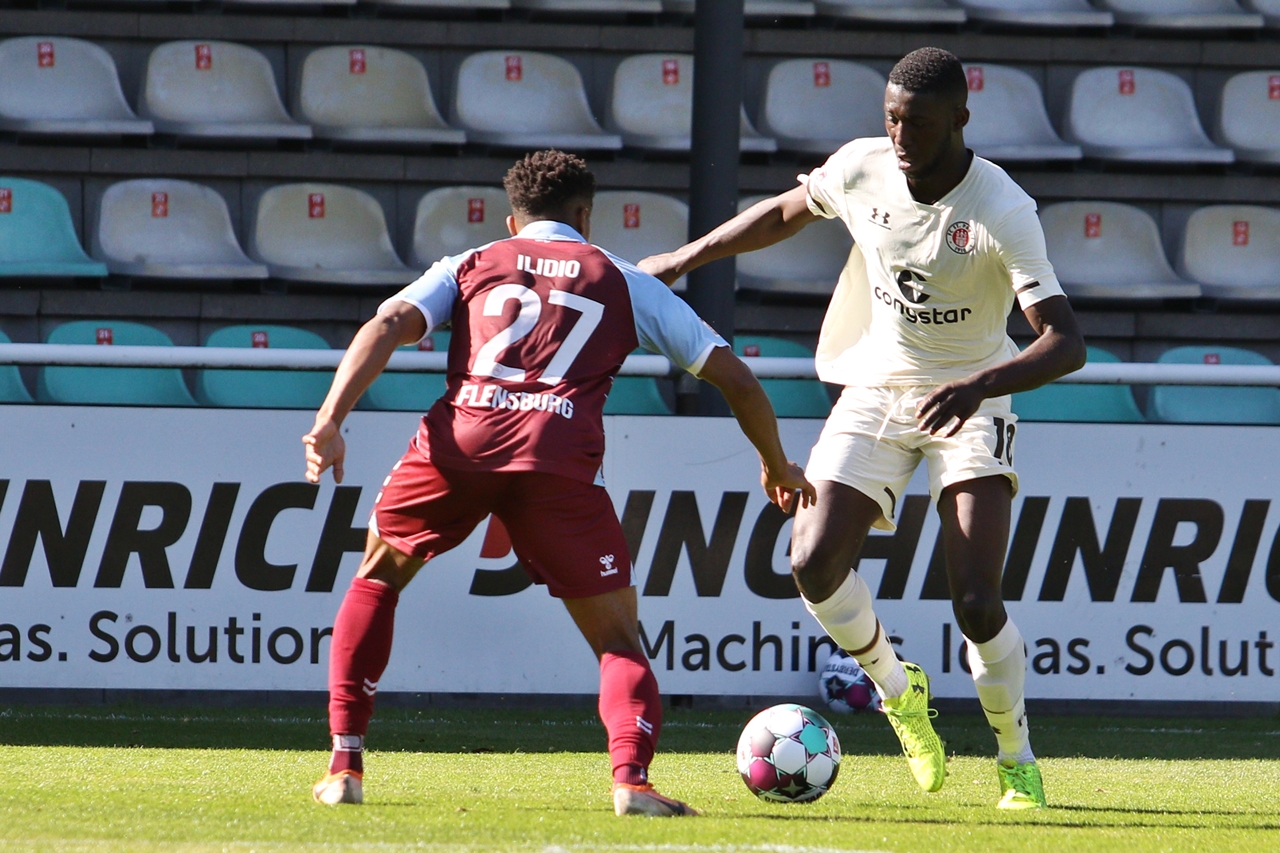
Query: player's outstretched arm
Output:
[[697, 346, 817, 512], [302, 302, 428, 484], [638, 185, 819, 286]]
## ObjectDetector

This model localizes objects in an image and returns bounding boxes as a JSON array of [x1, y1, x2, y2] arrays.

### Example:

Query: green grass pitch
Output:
[[0, 704, 1276, 852]]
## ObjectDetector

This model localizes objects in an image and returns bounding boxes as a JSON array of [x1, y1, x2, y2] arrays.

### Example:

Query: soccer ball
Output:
[[736, 703, 841, 803], [819, 649, 883, 714]]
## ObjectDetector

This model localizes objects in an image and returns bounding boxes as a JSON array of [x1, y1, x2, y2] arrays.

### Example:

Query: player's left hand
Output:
[[761, 461, 818, 513], [303, 419, 346, 484], [917, 379, 985, 437]]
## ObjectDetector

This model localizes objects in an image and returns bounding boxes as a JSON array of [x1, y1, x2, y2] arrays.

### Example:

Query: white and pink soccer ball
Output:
[[735, 703, 841, 803], [819, 649, 883, 715]]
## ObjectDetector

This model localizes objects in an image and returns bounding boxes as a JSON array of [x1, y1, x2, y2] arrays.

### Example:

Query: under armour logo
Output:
[[869, 207, 891, 228], [991, 725, 1003, 735], [599, 554, 618, 577], [912, 683, 925, 695]]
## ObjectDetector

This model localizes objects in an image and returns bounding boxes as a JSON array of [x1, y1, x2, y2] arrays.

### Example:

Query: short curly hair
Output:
[[503, 150, 597, 218], [888, 47, 967, 102]]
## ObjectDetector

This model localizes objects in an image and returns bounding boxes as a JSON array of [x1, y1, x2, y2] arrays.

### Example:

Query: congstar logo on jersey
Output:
[[874, 270, 973, 326]]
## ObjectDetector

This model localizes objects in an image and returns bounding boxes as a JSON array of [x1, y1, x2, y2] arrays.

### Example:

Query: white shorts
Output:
[[805, 385, 1019, 531]]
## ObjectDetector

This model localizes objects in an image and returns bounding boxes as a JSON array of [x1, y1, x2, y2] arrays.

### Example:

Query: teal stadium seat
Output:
[[362, 331, 451, 411], [199, 325, 332, 409], [604, 349, 671, 415], [1150, 346, 1280, 425], [734, 335, 832, 418], [1013, 346, 1143, 422], [0, 178, 107, 277], [0, 329, 32, 402], [38, 321, 195, 406]]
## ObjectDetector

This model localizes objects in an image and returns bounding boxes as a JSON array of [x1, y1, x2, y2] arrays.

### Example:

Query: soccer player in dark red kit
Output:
[[303, 150, 815, 816]]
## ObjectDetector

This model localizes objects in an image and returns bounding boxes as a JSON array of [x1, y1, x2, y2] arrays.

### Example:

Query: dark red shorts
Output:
[[371, 440, 632, 599]]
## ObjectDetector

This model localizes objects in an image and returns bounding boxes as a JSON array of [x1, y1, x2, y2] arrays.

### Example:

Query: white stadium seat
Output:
[[513, 0, 661, 11], [760, 59, 886, 155], [140, 41, 311, 141], [453, 51, 621, 150], [812, 0, 965, 24], [411, 186, 512, 269], [662, 0, 816, 15], [297, 46, 464, 146], [963, 64, 1081, 162], [610, 54, 776, 153], [93, 179, 268, 280], [1039, 201, 1201, 301], [1096, 0, 1263, 28], [736, 195, 852, 295], [590, 191, 690, 292], [1177, 205, 1280, 301], [1217, 71, 1280, 163], [953, 0, 1114, 26], [0, 37, 153, 136], [248, 184, 415, 286], [1064, 67, 1233, 164]]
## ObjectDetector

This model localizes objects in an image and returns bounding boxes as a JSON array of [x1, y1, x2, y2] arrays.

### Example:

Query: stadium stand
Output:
[[1097, 0, 1264, 29], [39, 321, 196, 406], [0, 177, 107, 278], [248, 183, 416, 286], [1013, 346, 1145, 423], [589, 191, 689, 292], [374, 0, 508, 8], [92, 179, 268, 280], [734, 336, 831, 418], [810, 0, 965, 24], [962, 65, 1082, 163], [760, 60, 885, 156], [453, 52, 621, 151], [1178, 205, 1280, 302], [736, 196, 852, 295], [296, 46, 465, 147], [198, 325, 332, 409], [139, 41, 311, 142], [0, 37, 153, 138], [362, 331, 450, 412], [514, 0, 663, 11], [1064, 67, 1234, 164], [1040, 202, 1202, 301], [412, 186, 511, 270], [1149, 346, 1280, 424], [610, 54, 777, 153], [1216, 71, 1280, 163], [662, 0, 816, 15], [0, 329, 33, 403], [952, 0, 1114, 26], [603, 373, 672, 415]]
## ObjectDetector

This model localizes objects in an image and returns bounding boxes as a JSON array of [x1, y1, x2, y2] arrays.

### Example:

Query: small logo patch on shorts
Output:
[[598, 554, 618, 577]]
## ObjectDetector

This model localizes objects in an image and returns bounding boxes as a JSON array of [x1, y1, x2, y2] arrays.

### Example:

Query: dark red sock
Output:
[[598, 650, 662, 786], [327, 577, 398, 761]]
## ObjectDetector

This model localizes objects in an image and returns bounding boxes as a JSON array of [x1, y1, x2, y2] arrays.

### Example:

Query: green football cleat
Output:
[[996, 760, 1046, 809], [882, 662, 946, 792]]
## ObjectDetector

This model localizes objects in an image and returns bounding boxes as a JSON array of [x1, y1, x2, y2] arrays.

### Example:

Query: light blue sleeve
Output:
[[601, 249, 728, 376], [377, 250, 474, 343]]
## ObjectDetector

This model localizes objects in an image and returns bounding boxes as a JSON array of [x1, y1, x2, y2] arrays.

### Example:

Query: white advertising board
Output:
[[0, 406, 1277, 702]]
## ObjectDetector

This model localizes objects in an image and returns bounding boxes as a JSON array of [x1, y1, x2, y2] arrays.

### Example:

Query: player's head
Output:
[[884, 47, 970, 181], [503, 149, 597, 239]]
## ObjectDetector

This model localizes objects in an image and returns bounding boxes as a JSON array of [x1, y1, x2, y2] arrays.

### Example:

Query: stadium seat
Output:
[[38, 320, 196, 406], [92, 179, 268, 280], [760, 60, 886, 155], [248, 183, 416, 286], [1013, 347, 1144, 423], [736, 196, 852, 295], [411, 186, 511, 269], [963, 65, 1082, 162], [604, 358, 672, 415], [1177, 205, 1280, 301], [1217, 71, 1280, 163], [662, 0, 815, 14], [453, 52, 621, 151], [589, 191, 689, 292], [297, 47, 464, 146], [362, 331, 451, 412], [734, 336, 830, 418], [514, 0, 661, 11], [0, 37, 153, 137], [140, 41, 311, 141], [0, 177, 107, 278], [1096, 0, 1263, 28], [0, 329, 33, 403], [1149, 346, 1280, 425], [610, 54, 777, 153], [198, 325, 332, 409], [953, 0, 1114, 25], [1064, 67, 1234, 164], [811, 0, 965, 24], [1040, 202, 1201, 301]]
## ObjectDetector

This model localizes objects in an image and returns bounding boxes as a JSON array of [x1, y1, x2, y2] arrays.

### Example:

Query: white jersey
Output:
[[805, 137, 1064, 387]]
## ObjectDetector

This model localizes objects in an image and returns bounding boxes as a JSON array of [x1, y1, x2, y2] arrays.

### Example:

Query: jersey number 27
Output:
[[471, 284, 605, 386]]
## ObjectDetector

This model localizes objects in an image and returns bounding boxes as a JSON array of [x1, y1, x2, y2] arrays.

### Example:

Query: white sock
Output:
[[965, 619, 1035, 765], [803, 571, 908, 700]]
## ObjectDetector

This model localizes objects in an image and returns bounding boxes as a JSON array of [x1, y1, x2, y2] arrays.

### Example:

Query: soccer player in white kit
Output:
[[642, 48, 1085, 809]]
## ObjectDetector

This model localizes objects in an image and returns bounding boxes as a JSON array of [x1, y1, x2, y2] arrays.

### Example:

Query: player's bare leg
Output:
[[562, 587, 697, 817], [314, 532, 424, 805], [938, 475, 1044, 808], [791, 481, 945, 792]]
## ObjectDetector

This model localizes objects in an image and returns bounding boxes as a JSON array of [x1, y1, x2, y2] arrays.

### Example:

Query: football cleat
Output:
[[312, 769, 363, 805], [612, 782, 698, 817], [996, 760, 1046, 810], [881, 662, 947, 793]]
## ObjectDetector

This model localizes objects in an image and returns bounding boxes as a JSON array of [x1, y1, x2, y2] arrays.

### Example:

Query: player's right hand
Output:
[[761, 461, 817, 513], [303, 419, 346, 484]]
